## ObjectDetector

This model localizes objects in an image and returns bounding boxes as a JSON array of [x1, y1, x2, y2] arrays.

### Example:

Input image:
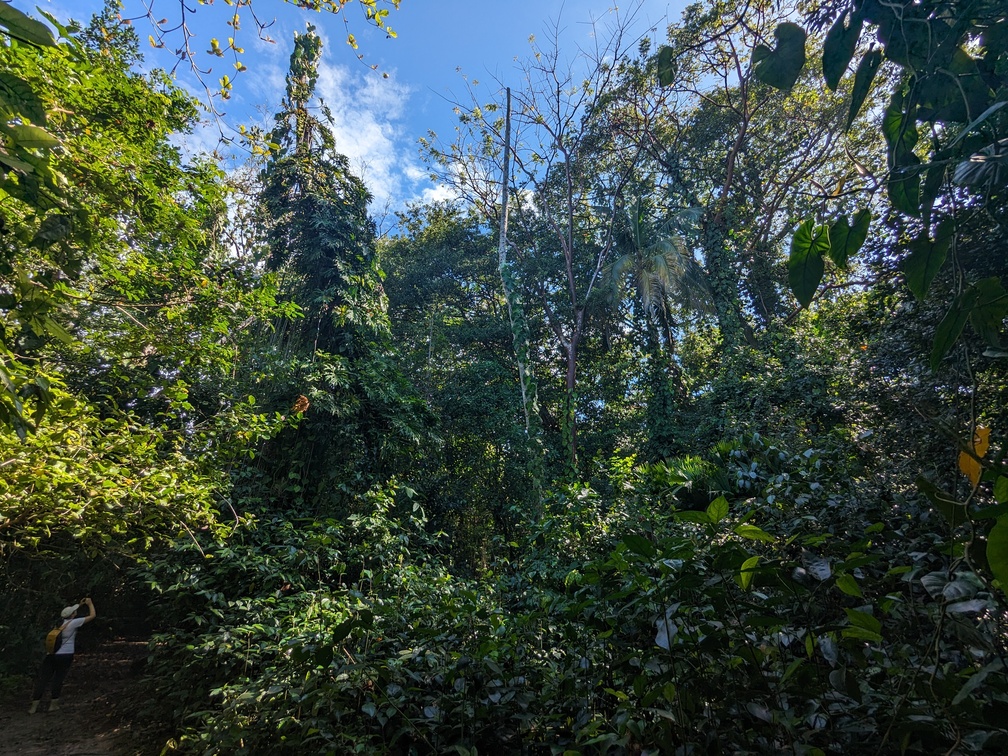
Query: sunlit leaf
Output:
[[995, 476, 1008, 504], [788, 219, 829, 307], [675, 510, 711, 525], [5, 123, 59, 149], [707, 495, 729, 524], [739, 555, 760, 590], [735, 524, 774, 542], [835, 573, 863, 598], [0, 3, 56, 47], [986, 519, 1008, 587]]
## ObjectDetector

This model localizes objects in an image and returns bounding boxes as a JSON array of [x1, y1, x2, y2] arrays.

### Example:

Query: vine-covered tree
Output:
[[253, 26, 429, 510]]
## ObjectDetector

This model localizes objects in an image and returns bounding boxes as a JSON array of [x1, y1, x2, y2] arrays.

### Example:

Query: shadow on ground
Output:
[[0, 638, 159, 756]]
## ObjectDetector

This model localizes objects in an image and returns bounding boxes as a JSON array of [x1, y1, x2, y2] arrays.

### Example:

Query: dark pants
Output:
[[32, 653, 73, 700]]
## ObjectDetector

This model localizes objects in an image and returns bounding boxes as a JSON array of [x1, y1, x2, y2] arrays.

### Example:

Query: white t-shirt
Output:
[[54, 617, 88, 655]]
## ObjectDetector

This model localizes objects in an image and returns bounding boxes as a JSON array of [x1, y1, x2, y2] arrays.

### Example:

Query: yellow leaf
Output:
[[975, 426, 991, 458], [959, 426, 991, 485], [959, 452, 981, 485]]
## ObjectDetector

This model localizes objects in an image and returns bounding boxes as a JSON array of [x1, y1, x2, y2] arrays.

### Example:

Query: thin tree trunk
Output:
[[497, 88, 543, 499]]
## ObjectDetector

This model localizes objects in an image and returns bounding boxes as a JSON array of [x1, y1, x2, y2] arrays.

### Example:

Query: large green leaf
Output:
[[968, 277, 1008, 348], [623, 533, 657, 559], [835, 573, 863, 598], [706, 495, 729, 524], [331, 618, 355, 644], [788, 218, 829, 307], [4, 123, 59, 149], [735, 524, 774, 542], [888, 167, 922, 216], [823, 11, 863, 91], [930, 288, 977, 371], [903, 221, 952, 300], [827, 208, 870, 268], [952, 659, 1005, 707], [0, 72, 46, 125], [843, 608, 882, 642], [987, 518, 1008, 587], [657, 46, 676, 87], [883, 91, 922, 215], [845, 49, 882, 130], [0, 3, 55, 47], [916, 48, 992, 124], [675, 510, 711, 525], [995, 476, 1008, 504], [739, 555, 760, 590], [752, 23, 807, 91], [31, 213, 71, 248]]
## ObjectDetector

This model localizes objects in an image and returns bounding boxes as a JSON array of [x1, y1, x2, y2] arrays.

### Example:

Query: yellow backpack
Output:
[[44, 621, 69, 655]]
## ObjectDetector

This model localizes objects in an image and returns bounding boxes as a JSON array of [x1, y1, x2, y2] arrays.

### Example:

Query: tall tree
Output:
[[382, 203, 536, 556], [604, 199, 712, 457], [425, 12, 649, 472], [254, 26, 428, 509]]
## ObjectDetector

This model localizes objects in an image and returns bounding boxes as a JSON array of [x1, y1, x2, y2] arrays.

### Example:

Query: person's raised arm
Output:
[[81, 597, 96, 624]]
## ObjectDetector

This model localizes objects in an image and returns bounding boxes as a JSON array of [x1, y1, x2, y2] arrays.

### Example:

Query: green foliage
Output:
[[4, 3, 1008, 755], [772, 0, 1008, 365], [821, 9, 862, 92], [381, 204, 535, 553], [788, 219, 830, 308], [882, 90, 922, 216], [0, 5, 290, 674], [253, 28, 431, 505], [845, 48, 882, 130], [135, 439, 1008, 754], [988, 519, 1008, 587], [752, 22, 807, 91], [827, 209, 870, 270]]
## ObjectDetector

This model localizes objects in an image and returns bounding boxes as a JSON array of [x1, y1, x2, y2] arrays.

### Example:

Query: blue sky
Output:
[[36, 0, 684, 210]]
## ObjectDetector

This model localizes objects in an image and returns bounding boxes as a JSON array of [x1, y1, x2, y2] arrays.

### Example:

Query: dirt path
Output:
[[0, 638, 158, 756]]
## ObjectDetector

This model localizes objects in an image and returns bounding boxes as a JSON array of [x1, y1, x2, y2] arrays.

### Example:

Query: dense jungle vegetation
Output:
[[2, 0, 1008, 752]]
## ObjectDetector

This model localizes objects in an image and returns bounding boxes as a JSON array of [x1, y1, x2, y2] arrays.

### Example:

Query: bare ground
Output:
[[0, 638, 161, 756]]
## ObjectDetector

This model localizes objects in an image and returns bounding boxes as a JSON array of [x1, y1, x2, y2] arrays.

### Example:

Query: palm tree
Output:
[[607, 199, 711, 356], [604, 198, 712, 458]]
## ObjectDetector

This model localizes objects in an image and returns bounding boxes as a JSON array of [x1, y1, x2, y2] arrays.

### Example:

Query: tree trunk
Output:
[[497, 88, 544, 499]]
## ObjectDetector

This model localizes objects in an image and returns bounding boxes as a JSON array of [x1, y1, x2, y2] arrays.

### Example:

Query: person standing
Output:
[[28, 597, 97, 714]]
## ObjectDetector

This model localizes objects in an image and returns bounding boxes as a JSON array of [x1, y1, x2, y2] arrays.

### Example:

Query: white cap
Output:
[[60, 604, 80, 619]]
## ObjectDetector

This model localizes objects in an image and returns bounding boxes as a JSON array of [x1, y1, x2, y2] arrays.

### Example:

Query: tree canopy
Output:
[[2, 1, 1008, 753]]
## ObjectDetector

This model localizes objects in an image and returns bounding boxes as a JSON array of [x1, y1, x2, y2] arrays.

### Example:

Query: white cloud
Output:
[[419, 182, 457, 205], [313, 54, 429, 208]]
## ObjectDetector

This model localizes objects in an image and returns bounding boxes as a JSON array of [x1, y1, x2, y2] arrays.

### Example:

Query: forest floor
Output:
[[0, 637, 160, 756]]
